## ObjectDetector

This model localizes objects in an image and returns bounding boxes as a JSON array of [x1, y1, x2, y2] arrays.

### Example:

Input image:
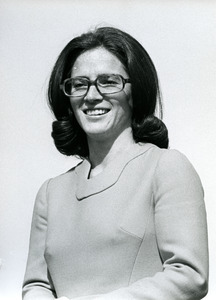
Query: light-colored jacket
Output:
[[23, 143, 209, 299]]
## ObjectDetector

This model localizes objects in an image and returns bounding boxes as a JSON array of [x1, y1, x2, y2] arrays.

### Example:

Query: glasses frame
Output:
[[60, 74, 131, 97]]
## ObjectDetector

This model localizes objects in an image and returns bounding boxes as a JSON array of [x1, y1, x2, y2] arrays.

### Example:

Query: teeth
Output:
[[85, 109, 109, 116]]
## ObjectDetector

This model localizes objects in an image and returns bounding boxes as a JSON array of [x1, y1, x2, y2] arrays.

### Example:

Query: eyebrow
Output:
[[71, 73, 119, 79]]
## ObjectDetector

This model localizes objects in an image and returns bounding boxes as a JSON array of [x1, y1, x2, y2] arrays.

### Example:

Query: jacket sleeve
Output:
[[22, 179, 57, 299], [74, 150, 209, 300]]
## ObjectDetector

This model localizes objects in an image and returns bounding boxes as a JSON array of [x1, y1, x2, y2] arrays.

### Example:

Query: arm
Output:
[[74, 150, 209, 300], [22, 180, 57, 299]]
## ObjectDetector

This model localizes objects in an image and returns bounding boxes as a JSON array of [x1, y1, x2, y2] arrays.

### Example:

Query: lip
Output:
[[83, 108, 111, 116]]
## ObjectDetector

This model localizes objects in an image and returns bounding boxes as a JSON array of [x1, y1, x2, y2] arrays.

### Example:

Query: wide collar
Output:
[[75, 143, 154, 200]]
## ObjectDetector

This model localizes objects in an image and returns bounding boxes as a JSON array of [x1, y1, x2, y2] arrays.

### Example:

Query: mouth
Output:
[[84, 109, 110, 116]]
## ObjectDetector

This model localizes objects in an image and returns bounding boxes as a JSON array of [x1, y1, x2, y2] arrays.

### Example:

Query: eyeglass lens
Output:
[[64, 74, 124, 97]]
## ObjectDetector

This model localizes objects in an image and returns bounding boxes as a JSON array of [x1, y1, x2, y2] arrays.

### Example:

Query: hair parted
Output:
[[48, 26, 169, 158]]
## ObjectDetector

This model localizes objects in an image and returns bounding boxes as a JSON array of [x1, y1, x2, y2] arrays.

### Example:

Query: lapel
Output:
[[75, 143, 154, 200]]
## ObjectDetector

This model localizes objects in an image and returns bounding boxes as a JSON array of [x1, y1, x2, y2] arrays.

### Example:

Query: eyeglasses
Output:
[[60, 74, 131, 97]]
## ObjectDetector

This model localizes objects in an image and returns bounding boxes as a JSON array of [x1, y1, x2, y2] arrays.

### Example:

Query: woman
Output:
[[22, 27, 209, 299]]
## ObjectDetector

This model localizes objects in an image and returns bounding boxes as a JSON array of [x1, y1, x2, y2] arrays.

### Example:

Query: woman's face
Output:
[[69, 47, 133, 143]]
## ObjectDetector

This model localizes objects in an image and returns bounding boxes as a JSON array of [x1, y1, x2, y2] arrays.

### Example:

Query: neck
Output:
[[87, 127, 135, 177]]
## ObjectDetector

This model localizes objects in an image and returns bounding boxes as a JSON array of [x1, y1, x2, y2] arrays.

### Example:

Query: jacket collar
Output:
[[75, 143, 154, 200]]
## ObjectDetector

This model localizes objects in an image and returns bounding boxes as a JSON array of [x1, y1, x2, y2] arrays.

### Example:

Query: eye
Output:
[[72, 78, 88, 90], [98, 75, 120, 86]]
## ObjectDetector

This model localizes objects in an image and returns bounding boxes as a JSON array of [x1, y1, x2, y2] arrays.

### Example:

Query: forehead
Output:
[[71, 47, 128, 78]]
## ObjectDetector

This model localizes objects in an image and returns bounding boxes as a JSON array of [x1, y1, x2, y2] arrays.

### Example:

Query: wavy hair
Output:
[[48, 26, 169, 157]]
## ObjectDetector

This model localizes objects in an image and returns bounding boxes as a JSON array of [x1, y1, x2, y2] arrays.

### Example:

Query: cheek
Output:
[[125, 95, 133, 113], [124, 87, 133, 109], [70, 100, 75, 110], [70, 101, 79, 116], [69, 102, 82, 124], [128, 96, 133, 110]]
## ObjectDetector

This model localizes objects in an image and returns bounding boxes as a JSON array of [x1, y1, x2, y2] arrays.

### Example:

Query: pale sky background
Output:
[[0, 0, 216, 299]]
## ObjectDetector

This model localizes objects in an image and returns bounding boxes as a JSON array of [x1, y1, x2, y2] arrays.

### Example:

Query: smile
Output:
[[84, 109, 110, 116]]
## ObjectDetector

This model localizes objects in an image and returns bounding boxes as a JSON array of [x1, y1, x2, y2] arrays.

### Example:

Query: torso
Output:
[[45, 143, 165, 297]]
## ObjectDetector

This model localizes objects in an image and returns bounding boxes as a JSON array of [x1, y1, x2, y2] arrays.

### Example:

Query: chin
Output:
[[86, 130, 108, 140]]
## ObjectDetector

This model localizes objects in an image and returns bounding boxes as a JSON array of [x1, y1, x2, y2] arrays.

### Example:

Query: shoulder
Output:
[[38, 160, 83, 193], [136, 143, 204, 195], [136, 143, 195, 173], [136, 143, 197, 173], [151, 146, 204, 202], [153, 147, 200, 180]]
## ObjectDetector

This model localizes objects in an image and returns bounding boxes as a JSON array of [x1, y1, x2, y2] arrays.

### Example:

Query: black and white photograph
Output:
[[0, 1, 215, 299]]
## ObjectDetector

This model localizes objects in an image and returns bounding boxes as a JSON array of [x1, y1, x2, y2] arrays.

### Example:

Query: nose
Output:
[[83, 84, 103, 102]]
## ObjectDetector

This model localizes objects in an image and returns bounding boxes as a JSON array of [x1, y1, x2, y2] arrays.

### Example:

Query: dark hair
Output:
[[48, 26, 169, 157]]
